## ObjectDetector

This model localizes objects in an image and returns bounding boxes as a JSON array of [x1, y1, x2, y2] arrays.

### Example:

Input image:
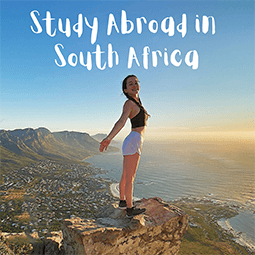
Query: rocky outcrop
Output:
[[0, 231, 64, 255], [30, 231, 64, 255], [62, 197, 188, 255]]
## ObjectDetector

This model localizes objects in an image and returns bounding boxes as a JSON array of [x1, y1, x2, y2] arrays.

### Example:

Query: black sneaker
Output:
[[119, 200, 127, 209], [126, 207, 146, 218]]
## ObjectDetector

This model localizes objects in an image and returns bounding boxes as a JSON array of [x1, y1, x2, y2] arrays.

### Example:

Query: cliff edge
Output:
[[62, 197, 188, 255]]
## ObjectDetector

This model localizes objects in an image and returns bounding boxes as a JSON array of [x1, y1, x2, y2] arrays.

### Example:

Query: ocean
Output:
[[85, 140, 255, 250]]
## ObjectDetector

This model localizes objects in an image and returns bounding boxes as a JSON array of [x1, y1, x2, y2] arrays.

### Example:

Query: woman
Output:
[[99, 74, 150, 218]]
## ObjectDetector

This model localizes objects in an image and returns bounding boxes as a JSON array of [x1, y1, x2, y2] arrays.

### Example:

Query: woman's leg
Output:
[[119, 169, 126, 201], [121, 153, 140, 208]]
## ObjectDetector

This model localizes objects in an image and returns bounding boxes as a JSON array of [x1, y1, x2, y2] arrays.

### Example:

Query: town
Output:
[[0, 160, 114, 236]]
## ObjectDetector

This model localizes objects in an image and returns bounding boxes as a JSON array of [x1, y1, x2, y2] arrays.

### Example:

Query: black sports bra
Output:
[[131, 106, 148, 128]]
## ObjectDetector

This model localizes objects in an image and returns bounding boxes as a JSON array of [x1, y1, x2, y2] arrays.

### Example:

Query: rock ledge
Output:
[[62, 197, 188, 255]]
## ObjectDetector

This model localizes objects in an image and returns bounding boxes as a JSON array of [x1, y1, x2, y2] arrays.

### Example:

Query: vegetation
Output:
[[0, 146, 37, 183], [175, 200, 252, 255], [0, 235, 32, 255]]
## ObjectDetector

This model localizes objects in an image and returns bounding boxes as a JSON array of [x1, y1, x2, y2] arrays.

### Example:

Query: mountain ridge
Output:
[[0, 127, 119, 174], [91, 133, 119, 145]]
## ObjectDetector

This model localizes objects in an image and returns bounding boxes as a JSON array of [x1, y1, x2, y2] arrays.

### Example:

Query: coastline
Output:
[[169, 197, 255, 254], [109, 182, 255, 254], [85, 140, 255, 254], [1, 158, 254, 255], [85, 140, 255, 253], [218, 218, 255, 253]]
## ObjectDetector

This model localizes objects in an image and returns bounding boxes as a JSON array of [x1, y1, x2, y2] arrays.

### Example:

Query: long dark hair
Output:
[[122, 75, 150, 116]]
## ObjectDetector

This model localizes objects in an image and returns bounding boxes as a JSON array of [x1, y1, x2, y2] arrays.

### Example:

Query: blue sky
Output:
[[1, 0, 254, 140]]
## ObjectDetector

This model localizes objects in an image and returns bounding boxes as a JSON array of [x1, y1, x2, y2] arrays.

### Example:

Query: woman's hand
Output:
[[99, 138, 111, 152]]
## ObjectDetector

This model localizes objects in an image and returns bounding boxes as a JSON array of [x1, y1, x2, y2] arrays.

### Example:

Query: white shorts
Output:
[[122, 131, 144, 156]]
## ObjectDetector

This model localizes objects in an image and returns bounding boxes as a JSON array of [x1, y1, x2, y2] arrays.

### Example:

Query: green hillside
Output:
[[0, 146, 38, 183]]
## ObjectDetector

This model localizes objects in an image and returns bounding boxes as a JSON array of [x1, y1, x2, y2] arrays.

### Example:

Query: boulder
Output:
[[62, 197, 188, 255]]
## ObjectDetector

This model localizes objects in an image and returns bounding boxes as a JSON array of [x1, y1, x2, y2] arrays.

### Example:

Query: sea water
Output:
[[85, 140, 255, 248]]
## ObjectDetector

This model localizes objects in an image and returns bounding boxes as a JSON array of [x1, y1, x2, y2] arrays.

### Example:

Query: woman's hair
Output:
[[122, 75, 150, 116]]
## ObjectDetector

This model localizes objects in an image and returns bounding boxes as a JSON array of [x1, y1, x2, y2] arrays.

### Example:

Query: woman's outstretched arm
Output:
[[99, 100, 133, 152]]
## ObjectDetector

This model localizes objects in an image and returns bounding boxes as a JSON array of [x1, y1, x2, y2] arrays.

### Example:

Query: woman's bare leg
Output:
[[119, 169, 126, 201], [120, 153, 140, 208]]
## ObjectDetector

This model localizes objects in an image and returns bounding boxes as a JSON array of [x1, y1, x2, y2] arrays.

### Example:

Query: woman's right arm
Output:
[[99, 100, 132, 152]]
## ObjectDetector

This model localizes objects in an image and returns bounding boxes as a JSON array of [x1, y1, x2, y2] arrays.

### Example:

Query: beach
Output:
[[218, 215, 255, 253]]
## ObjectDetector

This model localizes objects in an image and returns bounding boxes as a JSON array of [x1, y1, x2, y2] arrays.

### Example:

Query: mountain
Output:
[[91, 133, 107, 142], [0, 127, 119, 172], [92, 133, 119, 145]]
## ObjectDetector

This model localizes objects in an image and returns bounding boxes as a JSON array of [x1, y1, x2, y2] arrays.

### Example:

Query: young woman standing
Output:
[[99, 74, 150, 217]]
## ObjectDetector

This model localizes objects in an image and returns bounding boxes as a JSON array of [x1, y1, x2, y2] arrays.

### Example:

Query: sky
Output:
[[1, 0, 254, 141]]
